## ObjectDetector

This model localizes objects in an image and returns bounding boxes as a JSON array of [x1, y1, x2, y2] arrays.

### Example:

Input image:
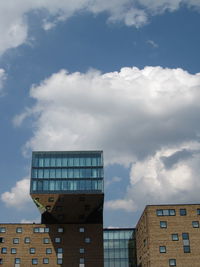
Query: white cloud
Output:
[[105, 176, 122, 188], [1, 178, 31, 209], [0, 69, 7, 96], [147, 40, 159, 48], [20, 217, 40, 223], [0, 0, 200, 55], [14, 66, 200, 213]]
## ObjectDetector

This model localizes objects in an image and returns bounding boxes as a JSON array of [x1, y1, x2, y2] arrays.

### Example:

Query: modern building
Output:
[[136, 204, 200, 267]]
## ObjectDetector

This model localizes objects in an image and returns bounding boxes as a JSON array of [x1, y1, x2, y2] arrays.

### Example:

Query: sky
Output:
[[1, 0, 200, 227]]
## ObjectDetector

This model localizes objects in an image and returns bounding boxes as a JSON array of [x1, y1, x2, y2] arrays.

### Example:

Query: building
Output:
[[0, 151, 104, 267], [136, 204, 200, 267]]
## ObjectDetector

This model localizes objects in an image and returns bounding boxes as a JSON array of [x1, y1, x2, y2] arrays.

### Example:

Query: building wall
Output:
[[136, 204, 200, 267], [0, 223, 103, 267]]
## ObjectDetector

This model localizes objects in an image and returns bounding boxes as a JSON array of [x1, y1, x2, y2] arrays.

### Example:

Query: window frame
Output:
[[192, 221, 199, 228], [32, 258, 38, 265], [183, 246, 191, 253], [179, 209, 187, 216], [169, 259, 176, 266], [159, 246, 166, 253], [160, 221, 167, 228], [172, 234, 179, 241]]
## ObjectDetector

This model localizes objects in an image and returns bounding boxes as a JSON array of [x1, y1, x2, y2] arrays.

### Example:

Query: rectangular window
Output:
[[32, 258, 38, 265], [0, 228, 6, 233], [24, 237, 30, 243], [30, 248, 36, 254], [80, 248, 85, 254], [46, 248, 52, 254], [79, 227, 85, 233], [85, 238, 91, 243], [159, 246, 166, 253], [55, 237, 61, 243], [156, 209, 175, 216], [43, 258, 49, 264], [43, 238, 49, 244], [160, 221, 167, 228], [183, 246, 190, 253], [182, 233, 189, 240], [180, 209, 187, 216], [192, 221, 199, 228], [0, 259, 2, 265], [0, 237, 4, 243], [80, 258, 85, 264], [197, 208, 200, 215], [172, 234, 179, 241], [15, 258, 21, 264], [58, 228, 64, 233], [1, 248, 7, 254], [57, 259, 63, 264], [13, 238, 19, 244], [11, 248, 17, 254], [16, 227, 22, 233], [57, 248, 63, 253], [169, 259, 176, 266]]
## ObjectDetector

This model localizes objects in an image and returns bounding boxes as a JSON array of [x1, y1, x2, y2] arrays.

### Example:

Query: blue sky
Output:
[[1, 1, 200, 227]]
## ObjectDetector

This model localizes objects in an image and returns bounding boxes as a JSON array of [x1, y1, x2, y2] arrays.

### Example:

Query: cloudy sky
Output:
[[1, 0, 200, 227]]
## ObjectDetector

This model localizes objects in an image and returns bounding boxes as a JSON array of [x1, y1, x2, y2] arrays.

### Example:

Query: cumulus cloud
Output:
[[14, 66, 200, 213], [0, 0, 200, 55], [1, 178, 31, 209]]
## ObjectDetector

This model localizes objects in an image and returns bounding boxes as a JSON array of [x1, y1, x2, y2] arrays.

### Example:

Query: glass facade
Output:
[[30, 151, 103, 193], [104, 228, 137, 267]]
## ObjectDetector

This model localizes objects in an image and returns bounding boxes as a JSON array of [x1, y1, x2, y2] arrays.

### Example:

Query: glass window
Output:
[[80, 258, 85, 264], [30, 248, 36, 254], [80, 248, 85, 253], [16, 227, 22, 233], [0, 237, 4, 243], [15, 258, 21, 264], [180, 208, 187, 216], [43, 258, 49, 264], [45, 228, 49, 233], [58, 227, 64, 233], [44, 169, 49, 178], [169, 209, 176, 216], [24, 237, 30, 243], [192, 221, 199, 228], [159, 246, 166, 253], [197, 208, 200, 215], [43, 238, 49, 244], [0, 228, 6, 233], [55, 237, 61, 243], [32, 258, 38, 265], [160, 221, 167, 228], [85, 238, 91, 243], [0, 259, 3, 264], [163, 209, 169, 216], [172, 234, 179, 241], [11, 248, 17, 254], [79, 227, 85, 233], [183, 246, 190, 253], [169, 259, 176, 266], [57, 259, 63, 264], [57, 248, 63, 253], [13, 238, 19, 244], [1, 248, 7, 254], [46, 248, 52, 254], [182, 233, 189, 240]]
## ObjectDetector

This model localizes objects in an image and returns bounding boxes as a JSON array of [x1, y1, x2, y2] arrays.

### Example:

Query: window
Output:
[[57, 259, 63, 264], [169, 259, 176, 266], [192, 221, 199, 228], [85, 238, 91, 243], [11, 248, 17, 254], [24, 237, 30, 243], [57, 248, 63, 253], [32, 258, 38, 265], [0, 259, 2, 265], [156, 209, 176, 216], [80, 248, 85, 254], [0, 228, 6, 233], [46, 248, 52, 254], [197, 208, 200, 215], [180, 209, 187, 216], [182, 233, 189, 240], [172, 234, 179, 241], [58, 227, 64, 233], [55, 237, 61, 243], [34, 227, 49, 233], [160, 221, 167, 228], [15, 258, 21, 264], [183, 246, 190, 253], [16, 227, 22, 233], [1, 248, 7, 254], [43, 258, 49, 264], [0, 238, 4, 243], [13, 238, 19, 244], [79, 227, 85, 233], [30, 248, 36, 254], [80, 258, 85, 264], [43, 238, 49, 244], [159, 246, 166, 253]]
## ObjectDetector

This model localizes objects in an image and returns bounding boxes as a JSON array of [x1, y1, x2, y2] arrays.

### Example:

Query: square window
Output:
[[80, 258, 85, 264], [57, 248, 63, 253], [197, 208, 200, 215], [1, 248, 7, 254], [55, 237, 61, 243], [169, 209, 176, 216], [79, 227, 85, 233], [43, 238, 49, 244], [43, 258, 49, 264], [57, 258, 63, 264], [13, 238, 19, 244], [46, 248, 52, 254], [33, 228, 39, 233], [172, 234, 179, 241], [156, 209, 163, 216], [15, 258, 21, 264], [182, 233, 189, 240], [16, 227, 22, 233], [32, 258, 38, 265], [58, 228, 64, 233], [160, 221, 167, 228], [180, 209, 187, 216], [163, 210, 169, 216], [183, 246, 190, 253], [0, 228, 6, 233], [0, 237, 4, 243], [11, 248, 17, 254], [24, 237, 30, 243], [192, 221, 199, 228], [169, 259, 176, 266], [45, 228, 49, 233], [85, 238, 91, 243], [80, 248, 85, 254], [30, 248, 36, 254], [183, 239, 190, 246], [159, 246, 166, 253]]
